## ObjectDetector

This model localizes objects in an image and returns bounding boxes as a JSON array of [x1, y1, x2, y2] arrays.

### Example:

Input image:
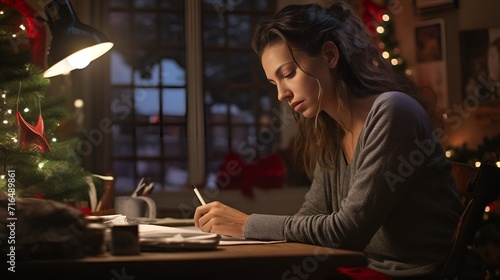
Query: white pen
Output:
[[192, 184, 206, 205]]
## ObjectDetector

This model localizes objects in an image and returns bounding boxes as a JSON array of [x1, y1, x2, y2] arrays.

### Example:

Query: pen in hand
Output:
[[192, 184, 206, 205]]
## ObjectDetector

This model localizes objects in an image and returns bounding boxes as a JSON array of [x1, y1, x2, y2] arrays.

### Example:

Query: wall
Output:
[[392, 0, 500, 151], [277, 0, 500, 152]]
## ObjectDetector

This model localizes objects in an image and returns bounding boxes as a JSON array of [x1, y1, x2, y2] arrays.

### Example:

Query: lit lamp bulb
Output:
[[67, 47, 92, 69]]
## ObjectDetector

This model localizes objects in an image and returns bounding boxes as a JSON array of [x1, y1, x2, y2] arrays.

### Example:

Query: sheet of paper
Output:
[[138, 224, 284, 245], [218, 237, 285, 246]]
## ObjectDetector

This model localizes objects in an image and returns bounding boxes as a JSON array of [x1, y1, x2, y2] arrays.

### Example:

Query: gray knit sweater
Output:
[[243, 91, 464, 277]]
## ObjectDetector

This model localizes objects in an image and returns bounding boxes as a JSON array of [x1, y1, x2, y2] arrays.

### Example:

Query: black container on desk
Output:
[[110, 224, 140, 255], [84, 216, 106, 255]]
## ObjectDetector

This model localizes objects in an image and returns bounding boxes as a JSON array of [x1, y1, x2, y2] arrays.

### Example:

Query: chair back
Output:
[[451, 162, 477, 205], [441, 153, 500, 279]]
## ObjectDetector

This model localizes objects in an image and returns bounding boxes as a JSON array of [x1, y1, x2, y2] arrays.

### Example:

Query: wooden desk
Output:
[[18, 242, 367, 280]]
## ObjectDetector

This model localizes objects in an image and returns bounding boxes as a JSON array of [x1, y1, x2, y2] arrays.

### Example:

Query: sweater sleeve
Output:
[[244, 92, 438, 250], [244, 165, 331, 241]]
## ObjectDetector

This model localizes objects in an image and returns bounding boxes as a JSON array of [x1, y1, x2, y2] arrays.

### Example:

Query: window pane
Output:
[[228, 14, 251, 46], [164, 163, 189, 188], [160, 13, 185, 44], [111, 51, 132, 85], [134, 13, 158, 43], [207, 125, 228, 156], [112, 124, 134, 157], [135, 88, 159, 119], [207, 100, 228, 123], [160, 0, 184, 9], [163, 88, 186, 116], [110, 0, 129, 9], [203, 13, 226, 47], [204, 51, 226, 82], [230, 90, 254, 121], [133, 57, 186, 87], [136, 127, 161, 157], [134, 0, 155, 8], [163, 125, 186, 157], [111, 88, 134, 122], [109, 12, 132, 44], [137, 160, 162, 184], [113, 160, 135, 193], [229, 52, 252, 82], [134, 57, 160, 86], [255, 0, 276, 10], [161, 58, 186, 86]]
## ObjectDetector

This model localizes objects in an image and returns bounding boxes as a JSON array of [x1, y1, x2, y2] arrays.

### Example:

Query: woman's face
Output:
[[261, 42, 336, 118]]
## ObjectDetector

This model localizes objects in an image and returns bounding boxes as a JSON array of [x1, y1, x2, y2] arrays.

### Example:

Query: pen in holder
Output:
[[114, 196, 157, 219]]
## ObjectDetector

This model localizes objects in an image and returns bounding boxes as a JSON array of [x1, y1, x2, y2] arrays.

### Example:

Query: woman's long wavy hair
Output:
[[252, 2, 440, 178]]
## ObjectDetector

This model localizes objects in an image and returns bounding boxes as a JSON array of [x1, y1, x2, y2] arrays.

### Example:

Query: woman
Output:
[[194, 3, 466, 278]]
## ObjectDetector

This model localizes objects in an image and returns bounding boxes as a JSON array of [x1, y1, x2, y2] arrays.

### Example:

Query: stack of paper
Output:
[[139, 224, 220, 251]]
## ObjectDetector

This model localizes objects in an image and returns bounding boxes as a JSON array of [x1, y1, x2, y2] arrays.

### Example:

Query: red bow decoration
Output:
[[1, 0, 47, 68], [361, 0, 387, 37], [16, 111, 51, 152], [215, 151, 286, 197]]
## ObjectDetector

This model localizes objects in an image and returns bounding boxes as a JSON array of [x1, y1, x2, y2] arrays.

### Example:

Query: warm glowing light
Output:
[[52, 138, 57, 142], [376, 26, 385, 34], [0, 175, 5, 180], [445, 150, 454, 158], [485, 206, 491, 212], [74, 99, 84, 108], [496, 161, 500, 168], [0, 11, 4, 15], [405, 69, 412, 76], [382, 14, 390, 21], [12, 34, 16, 38], [23, 108, 29, 113], [391, 58, 398, 65], [12, 137, 17, 143], [1, 93, 5, 98], [475, 161, 481, 168], [44, 43, 114, 78], [2, 120, 7, 124], [38, 161, 46, 169], [382, 51, 390, 59], [67, 48, 92, 69], [7, 109, 12, 114], [19, 24, 26, 30]]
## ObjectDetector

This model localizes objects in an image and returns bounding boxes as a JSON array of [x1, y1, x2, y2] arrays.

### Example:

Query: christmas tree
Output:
[[0, 1, 90, 201], [361, 0, 409, 75]]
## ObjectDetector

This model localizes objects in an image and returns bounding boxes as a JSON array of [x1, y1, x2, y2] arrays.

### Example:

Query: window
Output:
[[108, 0, 278, 193]]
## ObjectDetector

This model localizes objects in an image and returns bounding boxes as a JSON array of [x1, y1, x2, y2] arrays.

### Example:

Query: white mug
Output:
[[115, 196, 157, 219]]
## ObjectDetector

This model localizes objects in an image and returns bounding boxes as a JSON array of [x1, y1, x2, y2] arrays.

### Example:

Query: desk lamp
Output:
[[42, 0, 113, 78]]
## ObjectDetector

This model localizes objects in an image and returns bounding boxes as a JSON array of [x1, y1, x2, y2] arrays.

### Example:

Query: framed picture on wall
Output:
[[414, 19, 448, 112], [460, 26, 500, 102], [459, 26, 500, 125], [414, 0, 458, 13]]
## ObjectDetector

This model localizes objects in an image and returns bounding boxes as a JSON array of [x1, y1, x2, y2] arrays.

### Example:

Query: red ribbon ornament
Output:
[[16, 111, 50, 152]]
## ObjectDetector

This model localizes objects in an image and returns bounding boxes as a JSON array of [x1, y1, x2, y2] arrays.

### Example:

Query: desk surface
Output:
[[18, 242, 367, 280]]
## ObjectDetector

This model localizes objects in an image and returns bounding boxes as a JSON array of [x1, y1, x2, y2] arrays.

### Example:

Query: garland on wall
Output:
[[361, 0, 410, 76], [445, 134, 500, 166]]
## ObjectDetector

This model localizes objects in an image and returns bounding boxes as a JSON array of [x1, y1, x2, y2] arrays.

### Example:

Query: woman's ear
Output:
[[322, 41, 339, 69]]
